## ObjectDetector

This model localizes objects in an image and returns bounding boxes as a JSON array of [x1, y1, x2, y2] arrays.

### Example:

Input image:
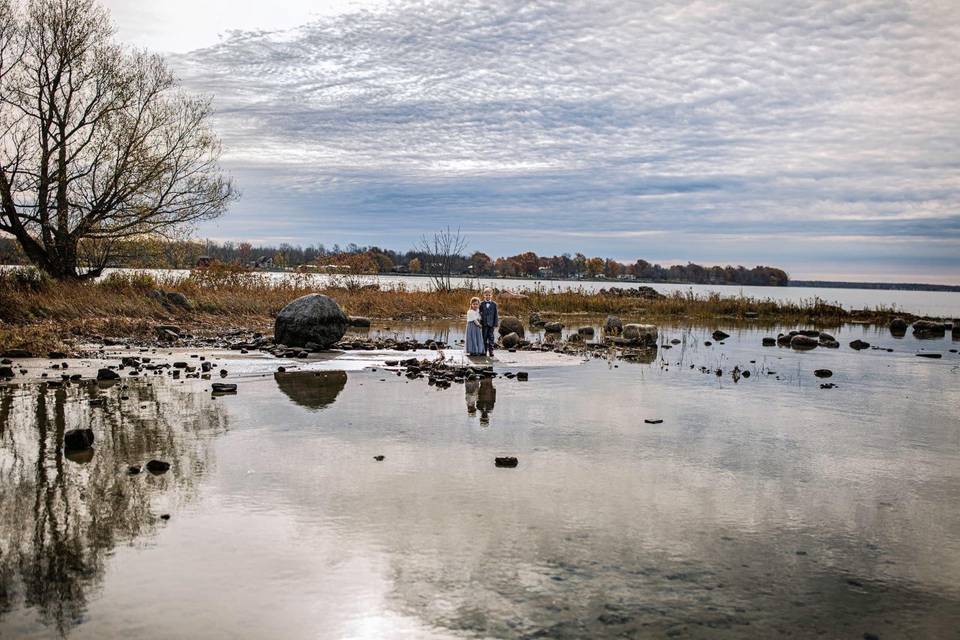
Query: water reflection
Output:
[[0, 380, 226, 635], [464, 377, 497, 425], [273, 371, 348, 410]]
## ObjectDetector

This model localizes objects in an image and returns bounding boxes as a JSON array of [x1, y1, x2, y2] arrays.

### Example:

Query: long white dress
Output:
[[465, 309, 485, 355]]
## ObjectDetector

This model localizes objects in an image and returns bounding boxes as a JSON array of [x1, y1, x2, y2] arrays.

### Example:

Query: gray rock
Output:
[[501, 332, 521, 349], [165, 291, 192, 308], [889, 317, 908, 335], [577, 326, 595, 336], [762, 337, 776, 346], [544, 321, 564, 333], [528, 312, 544, 326], [912, 320, 946, 338], [2, 349, 32, 358], [849, 339, 870, 350], [0, 366, 14, 378], [494, 457, 518, 468], [622, 324, 658, 346], [712, 330, 730, 341], [498, 316, 525, 338], [275, 294, 348, 349], [604, 315, 623, 335], [96, 368, 120, 380], [347, 316, 371, 327], [790, 334, 819, 350], [212, 383, 238, 393], [814, 369, 833, 378]]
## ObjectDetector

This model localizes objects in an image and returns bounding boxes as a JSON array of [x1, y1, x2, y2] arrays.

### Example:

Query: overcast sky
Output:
[[101, 0, 960, 283]]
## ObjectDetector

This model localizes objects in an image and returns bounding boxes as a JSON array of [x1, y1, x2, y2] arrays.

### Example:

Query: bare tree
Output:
[[415, 226, 468, 292], [0, 0, 236, 279]]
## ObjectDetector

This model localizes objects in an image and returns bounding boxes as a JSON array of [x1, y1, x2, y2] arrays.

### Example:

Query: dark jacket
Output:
[[479, 300, 498, 327]]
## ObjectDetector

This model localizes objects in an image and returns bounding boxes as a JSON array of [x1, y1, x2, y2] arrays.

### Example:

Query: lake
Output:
[[1, 321, 958, 638]]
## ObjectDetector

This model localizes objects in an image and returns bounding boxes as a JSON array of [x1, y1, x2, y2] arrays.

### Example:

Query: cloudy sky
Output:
[[102, 0, 960, 283]]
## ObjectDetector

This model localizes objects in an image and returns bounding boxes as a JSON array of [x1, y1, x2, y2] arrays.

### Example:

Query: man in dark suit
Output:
[[478, 287, 498, 357]]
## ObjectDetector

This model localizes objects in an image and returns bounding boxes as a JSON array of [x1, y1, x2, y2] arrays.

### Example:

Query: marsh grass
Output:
[[0, 266, 909, 351]]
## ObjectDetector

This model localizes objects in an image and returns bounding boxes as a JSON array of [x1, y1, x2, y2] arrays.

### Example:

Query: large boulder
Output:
[[622, 324, 658, 346], [274, 294, 348, 349], [604, 315, 623, 335], [499, 316, 525, 338]]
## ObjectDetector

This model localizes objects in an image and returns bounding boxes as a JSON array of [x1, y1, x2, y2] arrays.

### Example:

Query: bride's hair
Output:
[[470, 297, 480, 304]]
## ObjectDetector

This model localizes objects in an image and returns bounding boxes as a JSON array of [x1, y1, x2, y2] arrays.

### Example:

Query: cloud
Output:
[[171, 0, 960, 281]]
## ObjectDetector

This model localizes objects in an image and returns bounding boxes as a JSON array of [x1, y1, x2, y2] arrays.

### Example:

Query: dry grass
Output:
[[0, 267, 912, 352]]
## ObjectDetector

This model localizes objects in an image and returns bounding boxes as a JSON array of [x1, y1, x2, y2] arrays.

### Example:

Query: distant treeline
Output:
[[790, 280, 960, 293], [0, 236, 790, 286]]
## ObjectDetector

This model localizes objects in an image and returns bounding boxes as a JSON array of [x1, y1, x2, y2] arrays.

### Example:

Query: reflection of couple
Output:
[[466, 288, 498, 357], [465, 377, 496, 425]]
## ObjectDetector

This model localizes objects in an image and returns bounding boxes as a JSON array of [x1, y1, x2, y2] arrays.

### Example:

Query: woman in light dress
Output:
[[465, 296, 486, 356]]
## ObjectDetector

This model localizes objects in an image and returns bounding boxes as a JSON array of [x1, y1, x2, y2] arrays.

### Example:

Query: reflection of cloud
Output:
[[172, 0, 960, 280]]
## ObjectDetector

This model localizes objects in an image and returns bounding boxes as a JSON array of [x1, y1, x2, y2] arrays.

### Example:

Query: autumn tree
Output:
[[0, 0, 236, 279]]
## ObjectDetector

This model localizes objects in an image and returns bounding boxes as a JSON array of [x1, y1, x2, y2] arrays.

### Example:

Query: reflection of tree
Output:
[[274, 371, 348, 411], [0, 380, 227, 635]]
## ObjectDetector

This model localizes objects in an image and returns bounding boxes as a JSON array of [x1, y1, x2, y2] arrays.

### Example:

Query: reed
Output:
[[0, 267, 913, 351]]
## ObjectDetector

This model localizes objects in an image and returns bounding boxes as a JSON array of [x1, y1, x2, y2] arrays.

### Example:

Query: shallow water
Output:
[[1, 323, 959, 639]]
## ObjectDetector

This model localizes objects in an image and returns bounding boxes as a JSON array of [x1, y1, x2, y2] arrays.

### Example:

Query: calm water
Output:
[[1, 322, 959, 638], [93, 268, 960, 318]]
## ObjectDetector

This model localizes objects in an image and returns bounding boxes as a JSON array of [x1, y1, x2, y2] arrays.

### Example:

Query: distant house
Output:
[[391, 265, 410, 273], [195, 255, 213, 268], [538, 267, 554, 277]]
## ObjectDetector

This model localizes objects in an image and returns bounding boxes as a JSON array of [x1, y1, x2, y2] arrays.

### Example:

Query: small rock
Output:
[[373, 455, 385, 462], [790, 334, 819, 350], [604, 315, 623, 335], [916, 353, 942, 359], [849, 339, 870, 350], [712, 330, 730, 341], [96, 368, 120, 380], [516, 371, 529, 381], [212, 382, 238, 392], [814, 369, 833, 378], [644, 418, 664, 424], [146, 459, 171, 474], [127, 465, 142, 475], [0, 366, 14, 378], [494, 457, 518, 468], [1, 349, 32, 358], [544, 322, 564, 333], [501, 332, 521, 349]]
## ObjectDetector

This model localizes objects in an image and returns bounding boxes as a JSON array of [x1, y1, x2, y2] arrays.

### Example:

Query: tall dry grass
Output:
[[0, 265, 910, 351]]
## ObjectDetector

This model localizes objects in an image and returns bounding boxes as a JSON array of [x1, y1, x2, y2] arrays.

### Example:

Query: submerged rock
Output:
[[916, 353, 942, 359], [0, 366, 14, 378], [1, 349, 32, 358], [274, 294, 348, 349], [211, 383, 238, 393], [712, 330, 730, 341], [347, 316, 371, 327], [814, 369, 833, 378], [543, 321, 564, 333], [373, 455, 385, 462], [762, 337, 777, 346], [494, 456, 518, 468], [644, 418, 664, 424], [96, 368, 120, 380], [849, 339, 871, 350]]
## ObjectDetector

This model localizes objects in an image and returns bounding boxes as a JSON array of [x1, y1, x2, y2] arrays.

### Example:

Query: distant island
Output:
[[790, 281, 960, 293], [1, 236, 956, 291]]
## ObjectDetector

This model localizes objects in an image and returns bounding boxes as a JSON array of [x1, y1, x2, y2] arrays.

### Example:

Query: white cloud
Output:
[[154, 0, 960, 281]]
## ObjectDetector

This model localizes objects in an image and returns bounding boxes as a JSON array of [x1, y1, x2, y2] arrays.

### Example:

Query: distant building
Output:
[[195, 255, 212, 267], [391, 265, 410, 273]]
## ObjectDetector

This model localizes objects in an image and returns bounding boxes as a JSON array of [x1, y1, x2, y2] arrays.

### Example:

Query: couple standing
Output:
[[466, 288, 497, 357]]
